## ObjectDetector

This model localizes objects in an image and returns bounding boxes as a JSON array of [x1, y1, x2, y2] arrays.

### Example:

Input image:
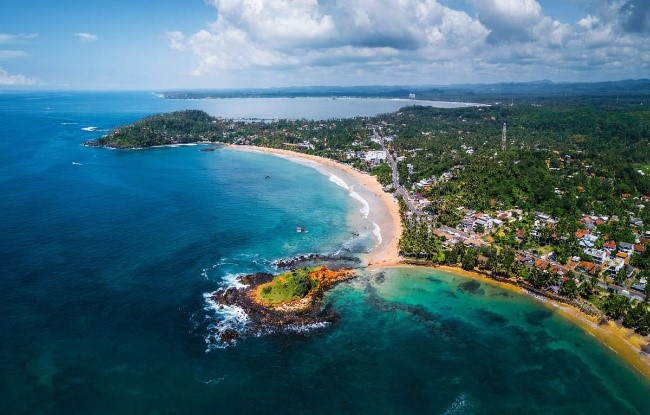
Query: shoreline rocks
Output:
[[209, 267, 355, 344]]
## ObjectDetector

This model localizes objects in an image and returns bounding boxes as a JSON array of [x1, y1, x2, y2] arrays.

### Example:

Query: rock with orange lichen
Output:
[[210, 266, 355, 334]]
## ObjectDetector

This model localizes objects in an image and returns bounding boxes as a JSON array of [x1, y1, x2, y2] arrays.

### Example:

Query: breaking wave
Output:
[[329, 173, 370, 218], [201, 292, 250, 352]]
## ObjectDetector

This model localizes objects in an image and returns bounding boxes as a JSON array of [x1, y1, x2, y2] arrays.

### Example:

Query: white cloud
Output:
[[75, 32, 98, 43], [0, 66, 38, 85], [0, 33, 38, 44], [166, 0, 650, 85], [171, 0, 488, 77], [0, 50, 28, 59]]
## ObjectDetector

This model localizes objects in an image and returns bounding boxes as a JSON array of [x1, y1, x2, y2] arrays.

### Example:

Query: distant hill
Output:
[[161, 79, 650, 103]]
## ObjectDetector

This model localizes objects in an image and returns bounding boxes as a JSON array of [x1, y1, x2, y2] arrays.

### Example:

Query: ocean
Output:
[[0, 91, 648, 414]]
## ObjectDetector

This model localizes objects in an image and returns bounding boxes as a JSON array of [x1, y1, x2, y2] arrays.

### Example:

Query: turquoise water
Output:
[[0, 92, 649, 414]]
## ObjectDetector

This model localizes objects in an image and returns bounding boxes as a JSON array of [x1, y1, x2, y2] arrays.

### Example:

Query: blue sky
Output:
[[0, 0, 648, 89]]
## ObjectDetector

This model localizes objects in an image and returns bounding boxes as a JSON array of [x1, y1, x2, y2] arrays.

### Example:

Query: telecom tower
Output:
[[501, 123, 507, 151]]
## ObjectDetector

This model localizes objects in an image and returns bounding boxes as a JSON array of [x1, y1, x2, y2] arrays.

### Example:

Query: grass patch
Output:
[[257, 268, 319, 305]]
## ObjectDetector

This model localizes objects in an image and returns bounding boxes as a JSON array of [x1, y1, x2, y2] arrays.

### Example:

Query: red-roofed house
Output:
[[534, 259, 550, 270], [634, 244, 645, 253], [603, 240, 617, 250], [575, 229, 589, 239]]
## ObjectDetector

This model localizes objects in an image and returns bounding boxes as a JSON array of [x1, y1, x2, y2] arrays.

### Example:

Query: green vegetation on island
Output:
[[86, 110, 223, 148], [256, 268, 320, 305]]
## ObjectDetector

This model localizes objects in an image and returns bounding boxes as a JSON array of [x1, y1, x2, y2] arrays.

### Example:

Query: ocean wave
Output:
[[202, 292, 250, 351], [283, 322, 330, 333], [220, 273, 249, 288], [81, 126, 98, 131], [372, 221, 382, 246], [349, 188, 370, 218], [61, 122, 78, 125], [441, 393, 473, 415], [328, 173, 349, 190], [329, 173, 370, 218]]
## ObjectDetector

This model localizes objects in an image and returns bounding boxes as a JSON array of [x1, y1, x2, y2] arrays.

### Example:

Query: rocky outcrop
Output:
[[209, 267, 354, 341], [272, 254, 360, 270]]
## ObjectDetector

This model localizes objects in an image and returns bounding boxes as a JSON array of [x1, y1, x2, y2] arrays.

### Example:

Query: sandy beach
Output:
[[226, 145, 650, 380], [406, 264, 650, 379], [225, 145, 402, 267]]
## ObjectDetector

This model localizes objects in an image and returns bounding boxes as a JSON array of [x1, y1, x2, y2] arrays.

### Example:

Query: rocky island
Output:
[[210, 266, 355, 343]]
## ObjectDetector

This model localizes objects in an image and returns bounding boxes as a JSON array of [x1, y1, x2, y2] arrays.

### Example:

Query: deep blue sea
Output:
[[1, 92, 649, 414]]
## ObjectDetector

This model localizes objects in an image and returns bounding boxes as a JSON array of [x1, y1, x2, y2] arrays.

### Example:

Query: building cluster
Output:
[[344, 150, 388, 165], [572, 214, 648, 281], [459, 208, 523, 235], [413, 168, 459, 190]]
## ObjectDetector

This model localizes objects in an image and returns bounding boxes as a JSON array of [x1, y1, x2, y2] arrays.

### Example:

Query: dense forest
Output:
[[86, 110, 224, 148]]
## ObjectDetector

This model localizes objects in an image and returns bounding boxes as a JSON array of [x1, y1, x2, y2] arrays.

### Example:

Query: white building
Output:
[[364, 150, 387, 165]]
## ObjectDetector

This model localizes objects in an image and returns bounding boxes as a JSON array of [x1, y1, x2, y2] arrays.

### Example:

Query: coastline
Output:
[[225, 145, 402, 268], [402, 264, 650, 379], [224, 144, 650, 380]]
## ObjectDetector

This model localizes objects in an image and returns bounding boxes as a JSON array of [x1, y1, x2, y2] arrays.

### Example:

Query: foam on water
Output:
[[220, 273, 249, 289], [329, 173, 370, 218], [441, 393, 473, 415], [372, 221, 382, 246], [328, 173, 349, 190], [202, 292, 250, 351], [283, 322, 330, 333]]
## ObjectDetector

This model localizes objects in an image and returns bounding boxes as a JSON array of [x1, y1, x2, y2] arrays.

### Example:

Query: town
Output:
[[93, 100, 650, 337]]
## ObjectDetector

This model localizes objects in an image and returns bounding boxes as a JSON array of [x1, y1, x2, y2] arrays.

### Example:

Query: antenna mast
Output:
[[502, 123, 507, 151]]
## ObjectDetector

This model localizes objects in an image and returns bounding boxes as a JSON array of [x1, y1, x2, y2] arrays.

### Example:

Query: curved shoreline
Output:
[[225, 145, 402, 268], [401, 264, 650, 379], [224, 144, 649, 381]]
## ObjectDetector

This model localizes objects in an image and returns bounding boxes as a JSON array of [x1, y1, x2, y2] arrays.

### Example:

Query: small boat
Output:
[[296, 226, 307, 233], [264, 175, 271, 179], [200, 147, 216, 152]]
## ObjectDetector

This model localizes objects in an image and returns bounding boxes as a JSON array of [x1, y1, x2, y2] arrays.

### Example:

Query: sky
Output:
[[0, 0, 648, 89]]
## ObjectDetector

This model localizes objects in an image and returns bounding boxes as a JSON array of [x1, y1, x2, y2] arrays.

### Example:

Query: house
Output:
[[575, 229, 590, 239], [618, 242, 635, 255], [607, 257, 625, 275], [634, 244, 645, 254], [575, 261, 598, 275], [580, 234, 599, 248], [630, 217, 644, 227], [296, 140, 315, 150], [583, 248, 608, 265], [460, 218, 475, 233], [364, 150, 387, 165], [603, 240, 617, 251], [534, 259, 550, 270]]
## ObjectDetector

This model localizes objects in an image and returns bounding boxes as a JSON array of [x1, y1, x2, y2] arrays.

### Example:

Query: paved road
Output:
[[374, 130, 419, 218]]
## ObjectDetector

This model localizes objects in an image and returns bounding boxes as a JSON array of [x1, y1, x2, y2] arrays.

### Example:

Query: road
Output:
[[374, 130, 419, 218]]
